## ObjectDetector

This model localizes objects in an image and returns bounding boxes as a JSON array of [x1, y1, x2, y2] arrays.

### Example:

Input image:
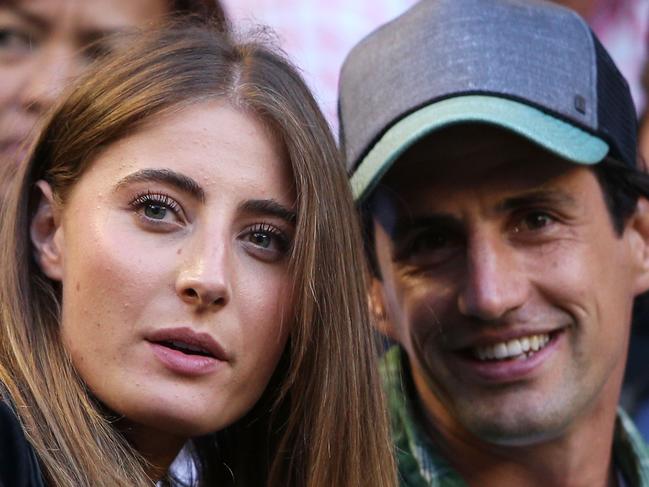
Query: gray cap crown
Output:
[[339, 0, 637, 197]]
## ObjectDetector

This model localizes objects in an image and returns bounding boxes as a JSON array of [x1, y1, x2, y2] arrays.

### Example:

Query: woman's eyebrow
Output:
[[114, 168, 205, 202], [239, 199, 296, 224]]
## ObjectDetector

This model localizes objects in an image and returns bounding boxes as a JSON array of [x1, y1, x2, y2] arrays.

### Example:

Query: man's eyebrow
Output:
[[114, 169, 205, 202], [239, 199, 297, 224], [497, 189, 578, 212]]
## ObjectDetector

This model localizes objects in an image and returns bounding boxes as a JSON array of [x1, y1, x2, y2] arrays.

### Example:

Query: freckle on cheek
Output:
[[76, 282, 81, 292], [177, 248, 182, 255]]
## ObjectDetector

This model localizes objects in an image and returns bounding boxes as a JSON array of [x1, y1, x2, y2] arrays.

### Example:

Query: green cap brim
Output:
[[351, 95, 610, 201]]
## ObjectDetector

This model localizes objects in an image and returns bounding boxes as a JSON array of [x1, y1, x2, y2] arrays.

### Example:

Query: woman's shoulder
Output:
[[0, 398, 46, 487]]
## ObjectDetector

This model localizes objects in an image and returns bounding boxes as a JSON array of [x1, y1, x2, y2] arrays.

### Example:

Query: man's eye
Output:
[[410, 232, 449, 253], [395, 229, 461, 264], [515, 212, 555, 232]]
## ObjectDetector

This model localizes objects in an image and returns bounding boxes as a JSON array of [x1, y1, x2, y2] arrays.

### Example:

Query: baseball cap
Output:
[[339, 0, 638, 201]]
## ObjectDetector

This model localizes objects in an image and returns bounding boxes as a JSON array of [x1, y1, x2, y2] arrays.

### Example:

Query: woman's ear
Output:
[[30, 180, 64, 281], [369, 278, 398, 340]]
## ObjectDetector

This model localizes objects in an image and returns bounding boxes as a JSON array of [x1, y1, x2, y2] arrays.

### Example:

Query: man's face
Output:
[[371, 125, 649, 446]]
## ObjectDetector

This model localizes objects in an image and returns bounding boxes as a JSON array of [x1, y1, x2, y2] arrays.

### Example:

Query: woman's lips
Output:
[[149, 342, 223, 376], [146, 327, 229, 376]]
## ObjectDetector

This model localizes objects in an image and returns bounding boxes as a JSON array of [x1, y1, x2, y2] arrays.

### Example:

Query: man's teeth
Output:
[[474, 333, 550, 361]]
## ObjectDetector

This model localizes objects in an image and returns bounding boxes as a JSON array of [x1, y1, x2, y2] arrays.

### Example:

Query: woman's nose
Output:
[[175, 241, 231, 310]]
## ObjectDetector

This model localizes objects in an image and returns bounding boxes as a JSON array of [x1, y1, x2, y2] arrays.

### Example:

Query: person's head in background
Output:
[[0, 0, 226, 167], [0, 22, 395, 486]]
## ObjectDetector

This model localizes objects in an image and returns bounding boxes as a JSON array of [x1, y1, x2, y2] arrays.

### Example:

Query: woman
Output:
[[0, 22, 396, 487], [0, 0, 226, 167]]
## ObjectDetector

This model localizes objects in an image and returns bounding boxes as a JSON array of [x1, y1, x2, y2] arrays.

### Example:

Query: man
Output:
[[338, 0, 649, 485]]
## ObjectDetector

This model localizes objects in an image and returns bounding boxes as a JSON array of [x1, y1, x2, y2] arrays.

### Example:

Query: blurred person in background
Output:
[[0, 0, 226, 168]]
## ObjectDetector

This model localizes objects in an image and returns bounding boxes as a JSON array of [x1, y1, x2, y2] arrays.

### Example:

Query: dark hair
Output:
[[594, 156, 649, 235]]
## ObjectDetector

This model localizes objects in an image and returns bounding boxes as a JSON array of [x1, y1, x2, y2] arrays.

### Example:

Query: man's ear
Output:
[[30, 180, 64, 281], [369, 278, 398, 340], [626, 197, 649, 295]]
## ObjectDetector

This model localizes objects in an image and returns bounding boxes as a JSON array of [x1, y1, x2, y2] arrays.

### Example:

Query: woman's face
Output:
[[0, 0, 168, 165], [32, 101, 295, 446]]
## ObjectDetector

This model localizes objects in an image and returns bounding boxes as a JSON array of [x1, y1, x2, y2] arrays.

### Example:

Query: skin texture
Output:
[[30, 101, 295, 472], [0, 0, 168, 165], [371, 125, 649, 486]]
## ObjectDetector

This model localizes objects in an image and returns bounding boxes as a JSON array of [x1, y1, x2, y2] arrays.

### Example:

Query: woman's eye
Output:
[[129, 192, 183, 226], [248, 231, 273, 248], [242, 224, 290, 261], [143, 203, 168, 220]]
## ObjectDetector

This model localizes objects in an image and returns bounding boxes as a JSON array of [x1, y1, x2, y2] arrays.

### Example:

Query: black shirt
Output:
[[0, 400, 45, 487]]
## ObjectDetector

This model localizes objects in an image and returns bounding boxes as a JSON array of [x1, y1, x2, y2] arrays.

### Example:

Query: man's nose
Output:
[[19, 44, 81, 115], [175, 237, 231, 310], [457, 234, 529, 321]]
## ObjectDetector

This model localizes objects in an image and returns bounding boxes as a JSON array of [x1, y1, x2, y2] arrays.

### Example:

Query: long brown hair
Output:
[[0, 22, 396, 487]]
